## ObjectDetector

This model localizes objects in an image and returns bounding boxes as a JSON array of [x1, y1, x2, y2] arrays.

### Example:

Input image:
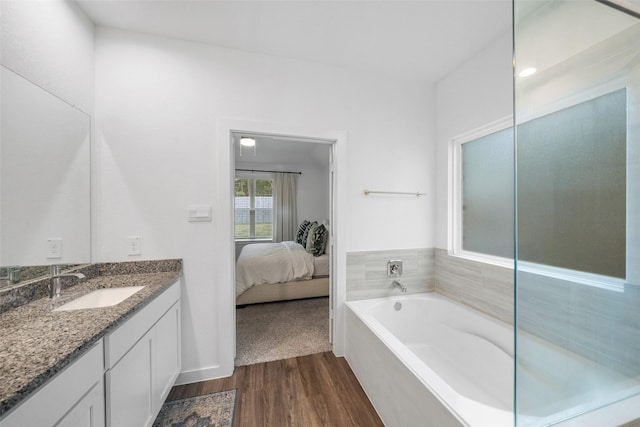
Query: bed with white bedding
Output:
[[235, 241, 330, 305]]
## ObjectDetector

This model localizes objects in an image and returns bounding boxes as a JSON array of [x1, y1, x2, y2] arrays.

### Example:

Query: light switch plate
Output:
[[387, 260, 403, 277], [188, 205, 212, 222]]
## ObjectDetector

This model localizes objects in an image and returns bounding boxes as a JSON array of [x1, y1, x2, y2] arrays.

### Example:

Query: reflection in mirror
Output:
[[0, 264, 82, 287], [0, 66, 91, 290]]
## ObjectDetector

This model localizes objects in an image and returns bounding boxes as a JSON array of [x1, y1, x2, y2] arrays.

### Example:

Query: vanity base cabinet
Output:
[[105, 280, 181, 427], [0, 340, 105, 427], [0, 279, 181, 427]]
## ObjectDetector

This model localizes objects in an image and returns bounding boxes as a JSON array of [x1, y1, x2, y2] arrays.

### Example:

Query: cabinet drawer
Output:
[[0, 339, 104, 427], [105, 279, 180, 369]]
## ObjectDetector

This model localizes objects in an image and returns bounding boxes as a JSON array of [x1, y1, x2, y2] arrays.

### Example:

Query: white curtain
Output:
[[273, 173, 297, 242]]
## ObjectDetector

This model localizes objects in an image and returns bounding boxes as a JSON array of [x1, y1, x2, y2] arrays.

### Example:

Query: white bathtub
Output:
[[345, 292, 514, 427], [345, 292, 640, 427]]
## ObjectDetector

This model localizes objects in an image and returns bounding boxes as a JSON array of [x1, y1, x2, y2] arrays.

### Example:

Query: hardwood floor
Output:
[[167, 352, 384, 426]]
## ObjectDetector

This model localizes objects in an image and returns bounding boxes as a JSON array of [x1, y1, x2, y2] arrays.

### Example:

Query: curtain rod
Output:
[[235, 168, 302, 175]]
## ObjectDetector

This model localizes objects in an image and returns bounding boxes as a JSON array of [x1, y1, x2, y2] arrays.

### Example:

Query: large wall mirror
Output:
[[0, 66, 91, 288]]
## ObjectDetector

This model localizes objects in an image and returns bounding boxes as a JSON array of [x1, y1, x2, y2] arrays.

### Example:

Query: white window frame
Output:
[[234, 172, 274, 241], [448, 113, 627, 291], [448, 116, 514, 269]]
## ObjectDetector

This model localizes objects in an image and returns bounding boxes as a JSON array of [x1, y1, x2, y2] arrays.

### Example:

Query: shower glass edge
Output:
[[513, 0, 640, 426]]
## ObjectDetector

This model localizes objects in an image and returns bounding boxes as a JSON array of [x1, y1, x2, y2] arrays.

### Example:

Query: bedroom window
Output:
[[234, 177, 273, 240]]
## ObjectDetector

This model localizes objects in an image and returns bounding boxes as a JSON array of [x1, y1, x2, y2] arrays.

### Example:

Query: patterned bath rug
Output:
[[152, 389, 237, 427]]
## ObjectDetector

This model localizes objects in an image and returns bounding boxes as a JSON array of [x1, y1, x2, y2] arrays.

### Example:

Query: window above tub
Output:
[[517, 88, 627, 279], [449, 89, 627, 279], [449, 117, 515, 268]]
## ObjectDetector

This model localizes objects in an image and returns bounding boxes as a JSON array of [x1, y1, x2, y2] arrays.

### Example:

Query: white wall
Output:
[[434, 33, 513, 250], [94, 27, 435, 381], [296, 164, 329, 224], [0, 0, 94, 114]]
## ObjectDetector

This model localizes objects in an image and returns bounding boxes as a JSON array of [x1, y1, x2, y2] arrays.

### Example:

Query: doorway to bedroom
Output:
[[231, 132, 334, 366]]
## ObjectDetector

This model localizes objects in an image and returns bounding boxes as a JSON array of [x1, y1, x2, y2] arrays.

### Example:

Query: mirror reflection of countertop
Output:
[[0, 260, 182, 418]]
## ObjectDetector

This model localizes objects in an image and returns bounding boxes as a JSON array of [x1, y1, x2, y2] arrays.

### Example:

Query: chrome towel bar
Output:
[[363, 190, 426, 197]]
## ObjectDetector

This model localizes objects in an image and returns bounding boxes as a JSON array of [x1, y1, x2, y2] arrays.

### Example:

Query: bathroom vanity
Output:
[[0, 260, 182, 427]]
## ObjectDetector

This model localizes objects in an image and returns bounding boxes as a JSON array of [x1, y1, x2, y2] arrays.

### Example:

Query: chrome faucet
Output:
[[1, 266, 20, 284], [49, 265, 86, 299], [392, 280, 407, 293]]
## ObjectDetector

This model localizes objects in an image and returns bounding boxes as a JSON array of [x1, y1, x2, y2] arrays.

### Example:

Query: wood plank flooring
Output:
[[167, 352, 384, 427]]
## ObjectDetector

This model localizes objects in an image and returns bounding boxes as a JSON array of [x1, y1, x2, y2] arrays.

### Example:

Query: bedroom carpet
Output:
[[235, 297, 331, 366]]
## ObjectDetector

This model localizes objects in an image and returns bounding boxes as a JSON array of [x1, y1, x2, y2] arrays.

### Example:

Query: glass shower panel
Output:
[[514, 0, 640, 425]]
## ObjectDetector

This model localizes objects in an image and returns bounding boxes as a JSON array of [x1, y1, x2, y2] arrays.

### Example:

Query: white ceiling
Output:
[[76, 0, 512, 84], [233, 134, 331, 169]]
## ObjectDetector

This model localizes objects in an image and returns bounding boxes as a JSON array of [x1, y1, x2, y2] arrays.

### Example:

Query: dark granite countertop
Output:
[[0, 260, 182, 417]]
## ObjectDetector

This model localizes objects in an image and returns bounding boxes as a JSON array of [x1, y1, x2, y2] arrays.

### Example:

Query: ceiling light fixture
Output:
[[240, 137, 256, 147], [239, 137, 256, 157], [519, 67, 537, 78]]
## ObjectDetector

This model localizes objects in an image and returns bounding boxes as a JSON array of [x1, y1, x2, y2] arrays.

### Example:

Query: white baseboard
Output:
[[174, 364, 233, 386]]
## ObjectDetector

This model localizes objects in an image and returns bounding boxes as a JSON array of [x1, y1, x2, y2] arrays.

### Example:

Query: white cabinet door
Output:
[[153, 302, 181, 414], [56, 381, 105, 427], [106, 329, 153, 427]]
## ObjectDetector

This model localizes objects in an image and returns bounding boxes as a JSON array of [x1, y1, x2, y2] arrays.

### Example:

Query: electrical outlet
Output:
[[47, 238, 63, 259], [387, 260, 403, 277], [127, 236, 141, 256]]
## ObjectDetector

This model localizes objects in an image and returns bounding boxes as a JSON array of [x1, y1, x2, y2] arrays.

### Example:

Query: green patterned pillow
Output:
[[306, 224, 328, 256], [301, 221, 317, 246], [296, 220, 311, 245]]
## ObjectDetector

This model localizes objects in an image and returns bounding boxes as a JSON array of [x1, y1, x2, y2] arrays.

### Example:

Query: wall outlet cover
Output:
[[127, 236, 141, 256], [47, 238, 63, 259]]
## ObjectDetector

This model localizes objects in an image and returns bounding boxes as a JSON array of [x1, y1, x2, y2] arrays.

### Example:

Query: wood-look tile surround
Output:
[[0, 259, 182, 417], [518, 270, 640, 378], [434, 249, 514, 324], [346, 248, 434, 300]]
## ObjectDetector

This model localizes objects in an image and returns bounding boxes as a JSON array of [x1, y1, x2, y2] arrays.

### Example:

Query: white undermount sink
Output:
[[54, 286, 145, 311]]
